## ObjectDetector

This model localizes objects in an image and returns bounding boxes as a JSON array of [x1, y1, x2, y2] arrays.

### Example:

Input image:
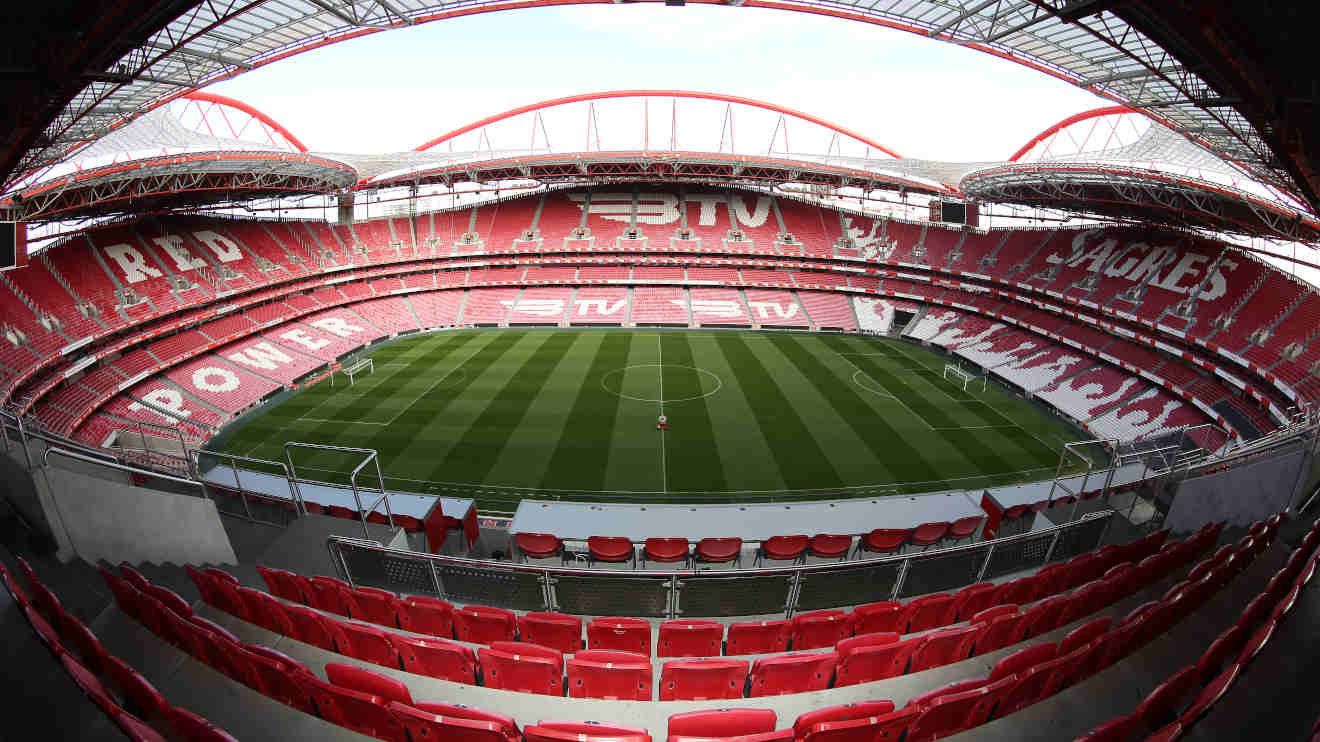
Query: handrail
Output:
[[284, 441, 393, 538], [194, 449, 308, 521], [43, 446, 206, 492]]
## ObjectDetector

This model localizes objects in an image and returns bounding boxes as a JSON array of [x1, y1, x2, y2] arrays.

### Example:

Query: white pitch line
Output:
[[300, 418, 388, 426], [384, 336, 491, 425], [830, 343, 936, 431], [657, 334, 668, 495]]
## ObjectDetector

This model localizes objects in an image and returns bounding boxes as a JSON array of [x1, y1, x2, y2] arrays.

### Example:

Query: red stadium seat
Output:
[[727, 620, 791, 655], [852, 601, 903, 634], [587, 616, 652, 655], [236, 586, 294, 636], [989, 642, 1058, 683], [588, 536, 636, 565], [658, 619, 723, 657], [326, 662, 413, 705], [906, 678, 1000, 742], [749, 652, 837, 696], [283, 603, 342, 652], [112, 708, 169, 742], [388, 702, 514, 742], [793, 701, 897, 741], [352, 586, 402, 628], [338, 619, 402, 668], [144, 584, 193, 618], [807, 534, 852, 561], [567, 649, 652, 700], [1017, 594, 1071, 640], [659, 658, 750, 700], [185, 566, 242, 620], [834, 634, 915, 685], [790, 609, 853, 650], [908, 624, 979, 672], [478, 641, 565, 695], [60, 614, 110, 675], [525, 721, 651, 742], [516, 532, 564, 561], [669, 708, 777, 738], [993, 575, 1038, 606], [909, 522, 950, 550], [947, 516, 983, 544], [455, 605, 518, 645], [304, 674, 406, 741], [104, 655, 169, 721], [163, 707, 239, 742], [950, 582, 997, 621], [390, 633, 478, 683], [256, 565, 309, 604], [798, 706, 918, 742], [241, 645, 317, 713], [1077, 714, 1144, 742], [858, 528, 909, 556], [759, 535, 809, 564], [695, 537, 743, 566], [520, 612, 584, 655], [307, 576, 360, 618], [411, 702, 521, 742], [1134, 665, 1201, 731], [644, 538, 691, 565], [901, 593, 957, 633], [396, 595, 455, 638], [1060, 616, 1113, 656]]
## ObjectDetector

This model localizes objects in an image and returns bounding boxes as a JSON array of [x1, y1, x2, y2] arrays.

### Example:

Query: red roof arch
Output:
[[1008, 106, 1136, 162], [412, 89, 902, 159], [181, 91, 309, 153]]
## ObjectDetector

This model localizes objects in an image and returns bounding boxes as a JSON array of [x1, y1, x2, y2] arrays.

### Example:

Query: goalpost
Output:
[[942, 363, 986, 393], [333, 358, 375, 387]]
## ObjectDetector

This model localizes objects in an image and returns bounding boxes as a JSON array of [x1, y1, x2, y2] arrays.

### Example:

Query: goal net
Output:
[[333, 358, 374, 387], [942, 363, 986, 393]]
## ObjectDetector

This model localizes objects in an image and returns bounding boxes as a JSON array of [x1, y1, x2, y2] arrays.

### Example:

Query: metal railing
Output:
[[194, 449, 308, 524], [285, 442, 393, 539], [326, 510, 1113, 619]]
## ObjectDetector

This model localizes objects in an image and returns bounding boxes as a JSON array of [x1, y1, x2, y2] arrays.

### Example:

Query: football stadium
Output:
[[0, 2, 1318, 740]]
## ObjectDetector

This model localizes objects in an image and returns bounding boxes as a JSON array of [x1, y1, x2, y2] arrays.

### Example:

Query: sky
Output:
[[205, 4, 1108, 161]]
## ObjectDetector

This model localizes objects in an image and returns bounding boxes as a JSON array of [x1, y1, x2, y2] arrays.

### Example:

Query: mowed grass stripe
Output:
[[427, 332, 579, 484], [482, 333, 606, 490], [601, 334, 666, 492], [660, 333, 725, 493], [768, 334, 935, 482], [743, 336, 891, 487], [682, 334, 788, 492], [541, 332, 632, 491], [715, 333, 843, 490], [319, 333, 476, 421]]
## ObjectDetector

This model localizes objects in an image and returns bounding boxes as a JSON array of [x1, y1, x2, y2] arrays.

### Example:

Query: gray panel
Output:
[[338, 545, 439, 596], [899, 547, 988, 598], [1045, 515, 1108, 563], [678, 573, 794, 617], [434, 563, 548, 611], [983, 531, 1054, 579], [553, 574, 671, 617], [795, 562, 901, 611]]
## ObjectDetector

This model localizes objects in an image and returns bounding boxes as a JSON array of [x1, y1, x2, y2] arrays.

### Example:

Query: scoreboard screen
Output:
[[940, 201, 967, 224]]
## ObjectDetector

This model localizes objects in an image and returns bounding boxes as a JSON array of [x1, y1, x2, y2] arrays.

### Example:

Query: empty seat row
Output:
[[5, 558, 236, 742]]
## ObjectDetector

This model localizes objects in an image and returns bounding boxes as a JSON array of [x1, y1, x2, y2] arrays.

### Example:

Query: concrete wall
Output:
[[39, 465, 236, 566], [1165, 445, 1305, 532]]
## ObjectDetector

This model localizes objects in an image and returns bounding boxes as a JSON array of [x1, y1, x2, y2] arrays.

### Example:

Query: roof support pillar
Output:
[[337, 192, 356, 225]]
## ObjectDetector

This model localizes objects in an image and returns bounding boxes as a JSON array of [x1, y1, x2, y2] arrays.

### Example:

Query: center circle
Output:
[[600, 363, 723, 403]]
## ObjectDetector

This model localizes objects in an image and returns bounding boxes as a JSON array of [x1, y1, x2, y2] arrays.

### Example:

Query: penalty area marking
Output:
[[600, 363, 724, 404]]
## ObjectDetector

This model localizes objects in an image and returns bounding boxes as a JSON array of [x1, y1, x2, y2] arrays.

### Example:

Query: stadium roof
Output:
[[0, 1, 1314, 223]]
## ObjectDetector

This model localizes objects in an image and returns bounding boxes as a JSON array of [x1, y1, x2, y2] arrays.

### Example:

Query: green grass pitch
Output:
[[206, 329, 1086, 512]]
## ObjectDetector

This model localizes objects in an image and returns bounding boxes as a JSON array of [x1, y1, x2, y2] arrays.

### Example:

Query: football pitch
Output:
[[207, 329, 1087, 511]]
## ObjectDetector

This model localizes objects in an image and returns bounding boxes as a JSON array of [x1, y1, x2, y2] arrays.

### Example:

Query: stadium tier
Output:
[[1, 188, 1312, 452]]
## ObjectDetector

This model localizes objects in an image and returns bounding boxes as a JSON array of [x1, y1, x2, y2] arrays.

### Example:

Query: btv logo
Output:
[[502, 298, 629, 316], [568, 192, 772, 227], [681, 299, 744, 318], [747, 300, 799, 320]]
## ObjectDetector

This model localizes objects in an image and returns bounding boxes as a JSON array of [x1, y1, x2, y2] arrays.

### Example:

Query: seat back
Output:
[[951, 583, 997, 621], [906, 683, 990, 742], [1134, 665, 1201, 730], [793, 701, 897, 740], [387, 702, 512, 742], [455, 605, 518, 645], [390, 633, 478, 684], [104, 655, 169, 720], [908, 625, 979, 673], [1060, 616, 1113, 656], [1017, 594, 1070, 640], [305, 675, 405, 741], [800, 707, 917, 742], [993, 575, 1038, 606], [339, 619, 402, 668], [353, 586, 401, 628], [240, 646, 316, 713], [163, 707, 239, 742], [520, 612, 583, 655], [282, 603, 340, 652], [659, 658, 750, 701], [567, 649, 653, 700], [902, 593, 956, 634], [749, 652, 837, 697], [112, 709, 169, 742], [989, 642, 1057, 683], [397, 595, 454, 638], [587, 616, 652, 655], [326, 662, 413, 705], [669, 708, 777, 737], [202, 569, 249, 620], [256, 565, 308, 604], [852, 601, 903, 635], [236, 586, 294, 636], [307, 576, 359, 617], [835, 638, 915, 686], [525, 721, 651, 742], [790, 610, 853, 650], [658, 619, 723, 657], [477, 641, 565, 695], [726, 620, 790, 655]]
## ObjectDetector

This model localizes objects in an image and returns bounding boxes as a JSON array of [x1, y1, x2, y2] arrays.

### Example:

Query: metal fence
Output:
[[326, 510, 1113, 619]]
